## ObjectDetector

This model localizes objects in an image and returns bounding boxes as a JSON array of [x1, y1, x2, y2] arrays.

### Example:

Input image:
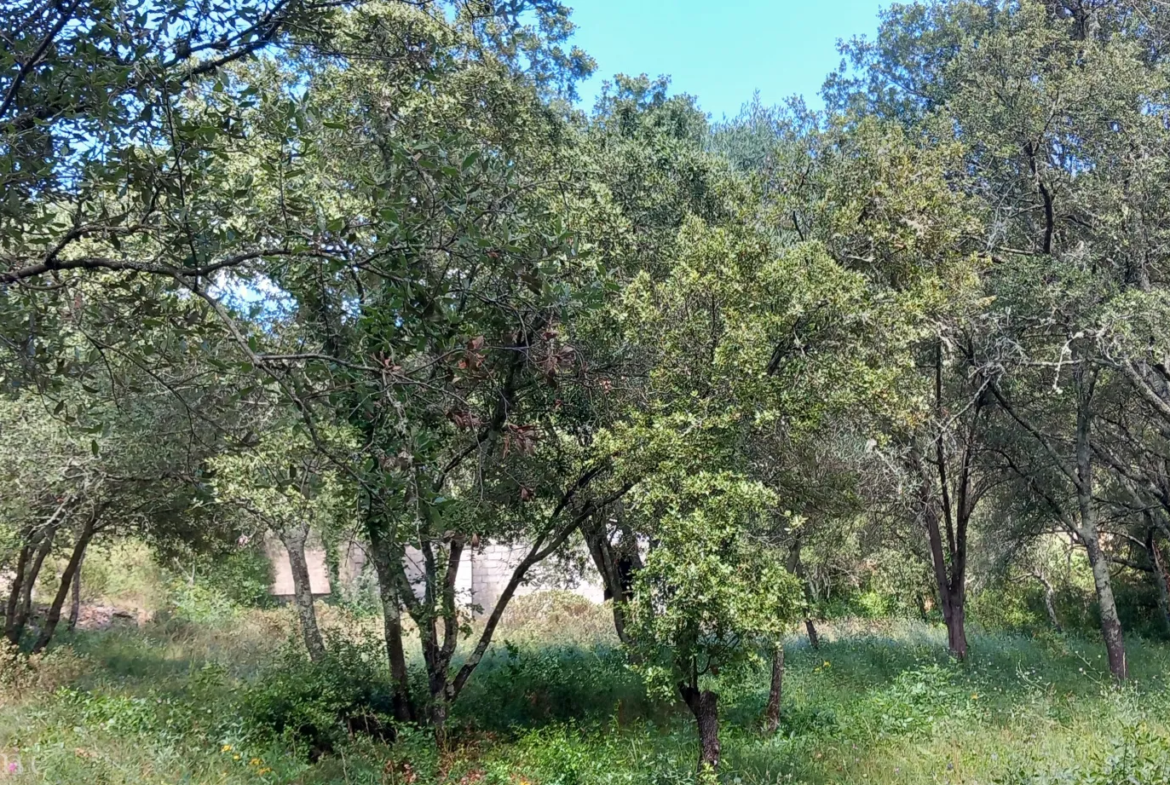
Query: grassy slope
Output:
[[2, 597, 1170, 784]]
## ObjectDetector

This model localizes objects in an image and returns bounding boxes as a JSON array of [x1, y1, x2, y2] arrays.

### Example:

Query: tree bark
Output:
[[582, 514, 640, 645], [1146, 528, 1170, 637], [6, 522, 61, 646], [920, 468, 969, 661], [1073, 363, 1127, 681], [369, 528, 416, 723], [946, 602, 968, 660], [277, 527, 326, 663], [4, 541, 33, 645], [804, 618, 820, 649], [764, 643, 784, 734], [679, 683, 721, 774], [67, 549, 84, 632], [1031, 570, 1062, 632], [31, 518, 95, 654], [787, 536, 820, 649], [1084, 535, 1128, 680]]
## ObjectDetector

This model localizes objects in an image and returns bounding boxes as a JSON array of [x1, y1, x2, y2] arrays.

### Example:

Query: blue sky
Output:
[[569, 0, 887, 120]]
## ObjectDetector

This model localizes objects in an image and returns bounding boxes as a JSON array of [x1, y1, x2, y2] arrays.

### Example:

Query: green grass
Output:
[[3, 600, 1170, 784]]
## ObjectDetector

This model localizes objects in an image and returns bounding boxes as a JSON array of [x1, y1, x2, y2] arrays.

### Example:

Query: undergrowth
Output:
[[2, 597, 1170, 784]]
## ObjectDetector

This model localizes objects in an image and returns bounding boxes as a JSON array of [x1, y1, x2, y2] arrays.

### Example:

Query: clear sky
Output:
[[568, 0, 887, 120]]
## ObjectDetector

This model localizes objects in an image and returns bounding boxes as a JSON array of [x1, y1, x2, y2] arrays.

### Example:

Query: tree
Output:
[[209, 418, 354, 662], [626, 472, 801, 774]]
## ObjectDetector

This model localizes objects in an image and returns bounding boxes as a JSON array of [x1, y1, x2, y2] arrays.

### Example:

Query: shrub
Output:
[[0, 641, 90, 704], [240, 632, 396, 759]]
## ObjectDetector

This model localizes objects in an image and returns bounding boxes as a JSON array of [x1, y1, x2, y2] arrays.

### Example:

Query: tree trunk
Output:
[[680, 683, 720, 774], [1032, 570, 1062, 632], [1073, 363, 1126, 681], [277, 527, 326, 663], [4, 541, 33, 645], [804, 618, 820, 649], [787, 537, 820, 649], [369, 529, 416, 723], [764, 643, 784, 734], [16, 532, 54, 627], [67, 550, 84, 632], [1146, 528, 1170, 637], [921, 471, 968, 661], [582, 515, 640, 646], [1084, 535, 1128, 680], [946, 601, 968, 660], [6, 522, 62, 646], [31, 520, 94, 654]]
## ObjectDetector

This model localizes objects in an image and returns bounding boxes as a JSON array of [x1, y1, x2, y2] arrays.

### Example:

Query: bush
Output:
[[0, 640, 90, 704], [452, 641, 652, 733], [241, 632, 396, 759]]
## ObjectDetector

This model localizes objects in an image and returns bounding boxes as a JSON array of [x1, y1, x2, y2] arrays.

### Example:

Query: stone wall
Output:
[[267, 536, 604, 613], [266, 535, 332, 597]]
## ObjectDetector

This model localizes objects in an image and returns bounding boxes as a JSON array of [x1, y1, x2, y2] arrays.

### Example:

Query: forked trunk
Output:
[[16, 531, 56, 633], [679, 684, 720, 774], [369, 529, 416, 722], [921, 469, 968, 662], [764, 643, 784, 734], [277, 527, 326, 663], [32, 520, 95, 654], [4, 541, 32, 644]]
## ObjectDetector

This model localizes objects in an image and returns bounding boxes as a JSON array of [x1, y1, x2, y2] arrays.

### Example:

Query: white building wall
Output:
[[268, 536, 604, 615]]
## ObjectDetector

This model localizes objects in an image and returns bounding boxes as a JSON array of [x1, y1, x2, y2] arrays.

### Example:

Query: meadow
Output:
[[4, 590, 1170, 785]]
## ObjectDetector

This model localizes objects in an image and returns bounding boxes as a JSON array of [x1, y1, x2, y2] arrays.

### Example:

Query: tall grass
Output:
[[2, 595, 1170, 784]]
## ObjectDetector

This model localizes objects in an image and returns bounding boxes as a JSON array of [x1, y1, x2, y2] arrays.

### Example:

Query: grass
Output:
[[3, 596, 1170, 784]]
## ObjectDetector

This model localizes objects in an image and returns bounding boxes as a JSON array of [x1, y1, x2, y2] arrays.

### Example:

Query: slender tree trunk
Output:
[[67, 550, 84, 632], [1073, 364, 1126, 681], [31, 520, 95, 654], [764, 643, 784, 734], [4, 541, 33, 645], [6, 523, 61, 646], [921, 471, 968, 660], [17, 532, 55, 625], [804, 618, 820, 649], [1084, 535, 1128, 680], [582, 515, 640, 646], [369, 530, 416, 723], [1031, 570, 1062, 632], [1146, 528, 1170, 637], [787, 536, 820, 649], [679, 683, 720, 774], [277, 527, 326, 663]]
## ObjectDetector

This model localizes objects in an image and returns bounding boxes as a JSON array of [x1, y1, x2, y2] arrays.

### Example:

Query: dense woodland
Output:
[[7, 0, 1170, 781]]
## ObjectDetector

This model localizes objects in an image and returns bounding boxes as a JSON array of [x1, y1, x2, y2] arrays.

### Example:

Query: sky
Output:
[[568, 0, 887, 120]]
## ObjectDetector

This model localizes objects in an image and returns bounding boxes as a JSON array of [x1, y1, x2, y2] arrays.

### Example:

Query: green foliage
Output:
[[240, 633, 396, 757], [451, 641, 652, 733], [5, 613, 1170, 784], [628, 473, 802, 698]]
